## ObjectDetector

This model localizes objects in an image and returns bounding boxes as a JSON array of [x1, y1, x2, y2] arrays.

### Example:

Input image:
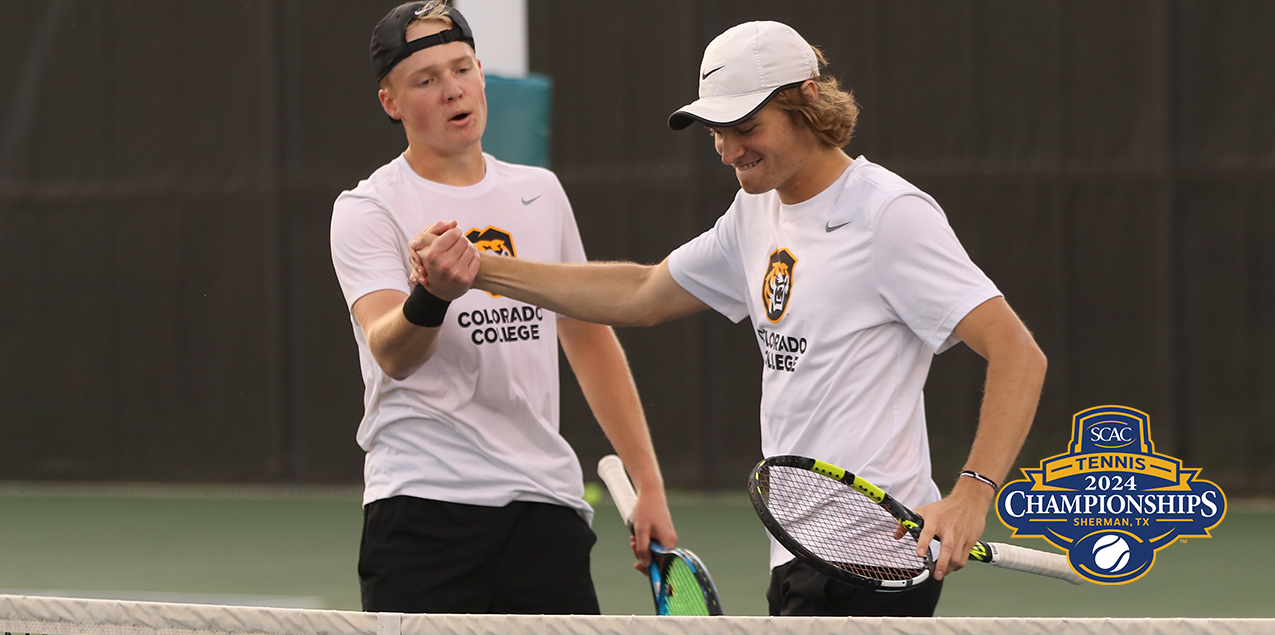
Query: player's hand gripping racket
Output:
[[749, 455, 1085, 590], [597, 455, 723, 616]]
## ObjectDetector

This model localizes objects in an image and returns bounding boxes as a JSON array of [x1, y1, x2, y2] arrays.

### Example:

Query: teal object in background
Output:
[[482, 73, 553, 168]]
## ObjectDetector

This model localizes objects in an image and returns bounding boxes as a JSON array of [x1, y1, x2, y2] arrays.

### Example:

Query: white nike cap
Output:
[[668, 21, 819, 130]]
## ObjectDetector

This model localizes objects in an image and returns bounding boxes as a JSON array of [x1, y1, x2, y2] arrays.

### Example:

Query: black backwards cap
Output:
[[371, 2, 475, 81]]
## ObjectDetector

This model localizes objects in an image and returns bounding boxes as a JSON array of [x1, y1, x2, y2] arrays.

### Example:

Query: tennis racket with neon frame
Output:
[[749, 455, 1085, 590], [597, 455, 724, 616]]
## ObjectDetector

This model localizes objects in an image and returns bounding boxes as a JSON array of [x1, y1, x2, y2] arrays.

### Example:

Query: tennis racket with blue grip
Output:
[[597, 455, 723, 616]]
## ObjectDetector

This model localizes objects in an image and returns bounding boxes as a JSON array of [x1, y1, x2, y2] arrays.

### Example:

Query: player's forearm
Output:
[[963, 335, 1047, 487], [366, 307, 442, 380], [476, 253, 665, 327], [559, 320, 666, 496], [568, 323, 679, 552]]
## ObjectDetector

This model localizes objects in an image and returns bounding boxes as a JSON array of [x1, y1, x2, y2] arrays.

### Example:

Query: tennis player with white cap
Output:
[[412, 20, 1047, 617]]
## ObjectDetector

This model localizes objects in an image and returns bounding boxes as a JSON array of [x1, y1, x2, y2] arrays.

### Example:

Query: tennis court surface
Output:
[[2, 485, 1273, 619]]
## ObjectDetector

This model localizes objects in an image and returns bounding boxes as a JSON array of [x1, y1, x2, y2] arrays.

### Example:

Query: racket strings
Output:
[[656, 554, 711, 616], [763, 466, 927, 582]]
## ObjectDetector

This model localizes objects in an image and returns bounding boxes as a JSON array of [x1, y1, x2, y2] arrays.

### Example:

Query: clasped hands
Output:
[[408, 221, 480, 301]]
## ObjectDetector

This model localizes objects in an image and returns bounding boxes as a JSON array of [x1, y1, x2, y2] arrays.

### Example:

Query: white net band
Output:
[[4, 594, 1275, 635]]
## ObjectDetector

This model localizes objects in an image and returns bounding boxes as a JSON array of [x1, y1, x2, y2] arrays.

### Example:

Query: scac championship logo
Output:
[[762, 248, 797, 323], [996, 405, 1226, 584]]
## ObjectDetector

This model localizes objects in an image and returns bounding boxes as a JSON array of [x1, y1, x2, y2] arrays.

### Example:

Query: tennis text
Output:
[[1070, 455, 1148, 472]]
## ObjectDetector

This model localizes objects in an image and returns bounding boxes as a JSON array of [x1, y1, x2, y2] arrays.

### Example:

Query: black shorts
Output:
[[358, 495, 600, 614], [766, 558, 944, 617]]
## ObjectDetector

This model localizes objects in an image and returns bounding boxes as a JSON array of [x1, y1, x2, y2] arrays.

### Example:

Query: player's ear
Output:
[[378, 86, 402, 121], [799, 79, 819, 102]]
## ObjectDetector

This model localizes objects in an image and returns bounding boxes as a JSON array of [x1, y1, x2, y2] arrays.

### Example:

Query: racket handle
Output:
[[976, 541, 1086, 585], [598, 454, 638, 529]]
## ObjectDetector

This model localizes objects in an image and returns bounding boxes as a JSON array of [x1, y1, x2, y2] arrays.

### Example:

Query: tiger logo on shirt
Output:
[[466, 226, 517, 258], [466, 226, 517, 297], [762, 248, 797, 323]]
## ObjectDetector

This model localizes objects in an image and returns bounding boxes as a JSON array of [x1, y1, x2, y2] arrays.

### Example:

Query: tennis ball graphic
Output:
[[1092, 534, 1131, 571]]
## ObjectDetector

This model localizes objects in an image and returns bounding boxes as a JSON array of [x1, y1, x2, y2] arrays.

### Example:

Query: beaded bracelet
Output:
[[959, 470, 1000, 494]]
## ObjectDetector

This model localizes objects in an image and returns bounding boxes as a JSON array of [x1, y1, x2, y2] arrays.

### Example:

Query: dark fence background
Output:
[[1, 1, 1272, 494]]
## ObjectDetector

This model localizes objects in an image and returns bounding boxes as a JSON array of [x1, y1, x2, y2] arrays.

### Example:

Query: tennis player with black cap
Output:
[[331, 1, 676, 615], [414, 19, 1047, 617]]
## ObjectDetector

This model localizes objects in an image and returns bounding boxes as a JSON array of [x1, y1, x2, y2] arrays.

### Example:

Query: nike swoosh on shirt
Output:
[[825, 221, 851, 232], [522, 195, 541, 205], [702, 65, 725, 80]]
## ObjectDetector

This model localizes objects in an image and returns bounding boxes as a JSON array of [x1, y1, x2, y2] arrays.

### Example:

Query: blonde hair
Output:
[[769, 47, 859, 148], [407, 1, 453, 29]]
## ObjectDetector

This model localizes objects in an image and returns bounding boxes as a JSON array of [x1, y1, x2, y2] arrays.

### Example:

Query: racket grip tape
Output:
[[598, 455, 638, 529], [976, 541, 1086, 585]]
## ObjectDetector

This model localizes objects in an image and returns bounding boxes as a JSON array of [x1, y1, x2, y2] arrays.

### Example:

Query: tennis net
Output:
[[3, 594, 1273, 635]]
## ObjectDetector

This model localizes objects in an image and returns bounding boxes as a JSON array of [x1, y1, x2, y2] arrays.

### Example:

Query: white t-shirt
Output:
[[667, 157, 1001, 568], [330, 153, 593, 523]]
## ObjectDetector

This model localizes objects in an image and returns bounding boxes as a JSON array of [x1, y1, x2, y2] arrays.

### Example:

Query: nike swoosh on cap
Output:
[[825, 221, 851, 232], [701, 65, 725, 80], [522, 195, 542, 205]]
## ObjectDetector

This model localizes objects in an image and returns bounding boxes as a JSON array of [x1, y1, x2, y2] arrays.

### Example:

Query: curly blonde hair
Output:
[[769, 47, 859, 148]]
